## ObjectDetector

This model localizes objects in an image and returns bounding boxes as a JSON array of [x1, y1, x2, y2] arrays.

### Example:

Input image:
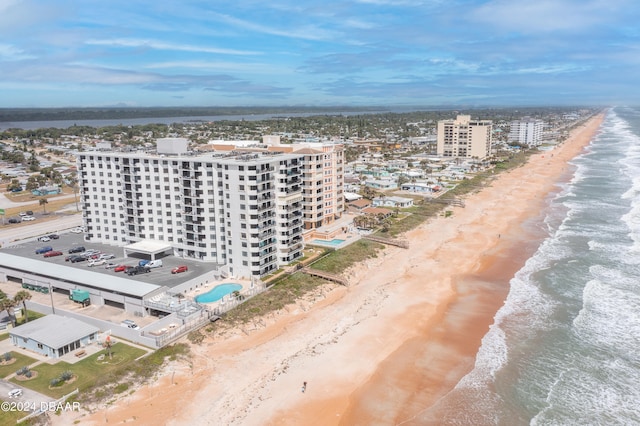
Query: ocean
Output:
[[423, 107, 640, 425]]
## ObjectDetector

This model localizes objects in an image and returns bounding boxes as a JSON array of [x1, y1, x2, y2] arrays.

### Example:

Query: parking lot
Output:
[[6, 231, 215, 291]]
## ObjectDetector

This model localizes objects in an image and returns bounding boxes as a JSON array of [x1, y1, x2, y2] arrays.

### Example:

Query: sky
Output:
[[1, 0, 639, 108]]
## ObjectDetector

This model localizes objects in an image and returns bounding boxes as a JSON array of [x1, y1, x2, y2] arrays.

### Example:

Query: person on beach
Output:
[[302, 381, 307, 393]]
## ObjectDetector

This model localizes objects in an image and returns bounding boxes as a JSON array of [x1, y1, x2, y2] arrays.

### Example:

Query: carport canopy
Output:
[[124, 240, 172, 260]]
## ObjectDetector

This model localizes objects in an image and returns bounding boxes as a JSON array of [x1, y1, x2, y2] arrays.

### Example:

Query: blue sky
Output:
[[1, 0, 638, 108]]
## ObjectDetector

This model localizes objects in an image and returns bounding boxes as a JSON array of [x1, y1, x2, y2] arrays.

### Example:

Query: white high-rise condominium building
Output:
[[436, 115, 493, 159], [208, 137, 345, 232], [508, 118, 544, 147], [76, 140, 304, 278]]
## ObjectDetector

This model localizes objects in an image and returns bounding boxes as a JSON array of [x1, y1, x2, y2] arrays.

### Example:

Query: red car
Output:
[[43, 250, 63, 258], [171, 265, 188, 274], [113, 265, 127, 272]]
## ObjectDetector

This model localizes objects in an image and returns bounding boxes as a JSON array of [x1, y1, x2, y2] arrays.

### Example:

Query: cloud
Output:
[[207, 12, 337, 41], [85, 38, 260, 56], [144, 60, 290, 75], [0, 43, 34, 60], [470, 0, 631, 34]]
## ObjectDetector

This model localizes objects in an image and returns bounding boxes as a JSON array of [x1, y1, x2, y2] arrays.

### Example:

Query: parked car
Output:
[[8, 217, 20, 224], [99, 253, 115, 260], [113, 265, 127, 272], [25, 210, 33, 215], [35, 246, 53, 254], [47, 234, 60, 239], [126, 265, 150, 276], [147, 259, 163, 268], [70, 256, 86, 263], [37, 236, 50, 242], [8, 389, 22, 398], [121, 319, 140, 330], [171, 265, 188, 274], [65, 254, 81, 262], [18, 212, 27, 217], [70, 227, 84, 234], [21, 216, 35, 221], [138, 259, 150, 267], [104, 262, 117, 269], [68, 246, 85, 254], [43, 250, 63, 258], [88, 258, 106, 267]]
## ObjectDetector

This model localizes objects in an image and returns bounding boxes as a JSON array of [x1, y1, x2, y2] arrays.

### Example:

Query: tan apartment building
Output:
[[203, 136, 345, 232], [437, 115, 493, 159]]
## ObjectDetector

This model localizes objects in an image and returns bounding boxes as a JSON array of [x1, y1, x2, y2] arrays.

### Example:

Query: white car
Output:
[[70, 226, 85, 233], [8, 389, 22, 398], [21, 216, 36, 221], [99, 253, 115, 260], [88, 259, 106, 267], [38, 236, 51, 242]]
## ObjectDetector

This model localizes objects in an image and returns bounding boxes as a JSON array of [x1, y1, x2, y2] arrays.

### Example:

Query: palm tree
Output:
[[39, 197, 48, 213], [13, 290, 32, 323], [0, 298, 16, 327], [67, 176, 79, 212]]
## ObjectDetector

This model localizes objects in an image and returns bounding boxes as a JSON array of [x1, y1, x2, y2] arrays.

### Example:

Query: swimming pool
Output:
[[310, 238, 345, 247], [195, 283, 242, 303]]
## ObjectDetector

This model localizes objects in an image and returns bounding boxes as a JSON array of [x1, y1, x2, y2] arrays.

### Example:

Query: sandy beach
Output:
[[63, 113, 604, 426]]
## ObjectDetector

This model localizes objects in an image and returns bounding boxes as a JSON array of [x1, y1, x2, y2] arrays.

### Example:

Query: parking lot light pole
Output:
[[48, 283, 55, 315]]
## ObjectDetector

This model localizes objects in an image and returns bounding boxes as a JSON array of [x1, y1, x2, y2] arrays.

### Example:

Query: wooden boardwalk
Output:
[[301, 268, 348, 286], [427, 197, 465, 207], [362, 235, 409, 249]]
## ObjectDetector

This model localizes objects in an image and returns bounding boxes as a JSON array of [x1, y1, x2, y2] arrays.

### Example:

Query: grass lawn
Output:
[[9, 342, 146, 399], [0, 352, 38, 378], [0, 402, 26, 424], [311, 239, 384, 274], [0, 333, 9, 342], [15, 310, 46, 326]]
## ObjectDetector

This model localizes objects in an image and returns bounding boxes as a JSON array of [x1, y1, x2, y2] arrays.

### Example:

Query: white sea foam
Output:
[[573, 270, 640, 358], [448, 108, 640, 425]]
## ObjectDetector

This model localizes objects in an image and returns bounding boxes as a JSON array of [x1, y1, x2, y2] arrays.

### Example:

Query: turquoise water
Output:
[[195, 283, 242, 303], [311, 238, 345, 247]]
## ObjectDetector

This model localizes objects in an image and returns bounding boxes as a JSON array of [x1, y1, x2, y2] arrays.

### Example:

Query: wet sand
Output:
[[61, 113, 604, 426]]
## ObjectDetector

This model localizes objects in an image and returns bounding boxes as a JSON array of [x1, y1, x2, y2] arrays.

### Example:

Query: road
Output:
[[0, 215, 82, 247]]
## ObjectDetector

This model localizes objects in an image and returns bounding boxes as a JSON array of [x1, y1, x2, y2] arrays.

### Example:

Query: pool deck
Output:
[[306, 232, 361, 250], [185, 279, 252, 303]]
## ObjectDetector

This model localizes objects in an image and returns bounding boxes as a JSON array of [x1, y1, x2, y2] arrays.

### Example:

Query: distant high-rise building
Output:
[[436, 115, 493, 159], [508, 118, 544, 146]]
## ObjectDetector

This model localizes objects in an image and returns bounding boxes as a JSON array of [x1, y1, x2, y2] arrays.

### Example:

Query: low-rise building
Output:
[[10, 314, 99, 358]]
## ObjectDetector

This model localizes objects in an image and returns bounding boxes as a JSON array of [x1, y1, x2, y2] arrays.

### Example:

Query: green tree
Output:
[[6, 179, 22, 192], [0, 297, 16, 327], [13, 290, 32, 323], [39, 197, 48, 213]]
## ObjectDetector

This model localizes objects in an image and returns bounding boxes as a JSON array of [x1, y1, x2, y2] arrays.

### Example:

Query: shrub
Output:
[[3, 352, 12, 361], [25, 371, 32, 378], [114, 383, 129, 394], [61, 371, 73, 381], [50, 378, 61, 387]]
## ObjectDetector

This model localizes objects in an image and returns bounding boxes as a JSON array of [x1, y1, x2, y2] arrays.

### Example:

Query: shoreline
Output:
[[68, 113, 605, 426]]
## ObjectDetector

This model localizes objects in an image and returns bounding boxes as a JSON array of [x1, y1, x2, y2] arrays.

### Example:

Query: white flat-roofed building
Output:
[[437, 115, 493, 159], [508, 118, 544, 146], [76, 148, 304, 278]]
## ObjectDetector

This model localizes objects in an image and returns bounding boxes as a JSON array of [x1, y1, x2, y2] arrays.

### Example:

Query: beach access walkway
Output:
[[362, 235, 409, 249], [301, 268, 348, 286]]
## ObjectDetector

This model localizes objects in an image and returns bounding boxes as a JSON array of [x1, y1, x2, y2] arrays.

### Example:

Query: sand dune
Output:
[[65, 113, 604, 426]]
